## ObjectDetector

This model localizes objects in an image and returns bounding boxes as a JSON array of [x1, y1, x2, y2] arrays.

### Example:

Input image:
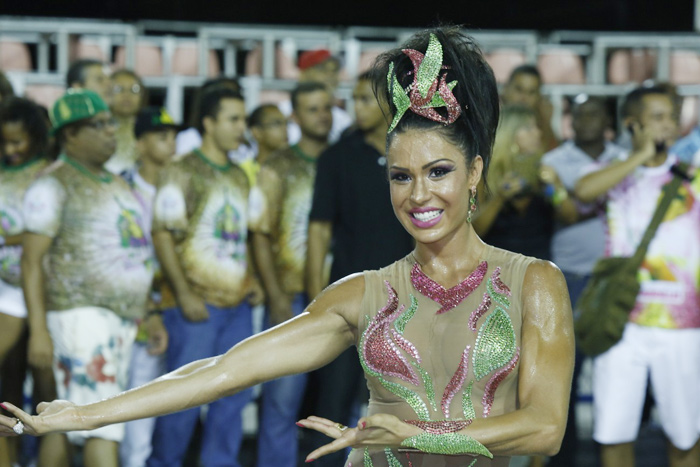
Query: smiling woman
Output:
[[0, 26, 574, 467]]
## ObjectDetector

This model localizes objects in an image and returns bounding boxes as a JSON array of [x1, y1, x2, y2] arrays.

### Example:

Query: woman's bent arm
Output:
[[459, 260, 575, 457], [0, 274, 365, 436]]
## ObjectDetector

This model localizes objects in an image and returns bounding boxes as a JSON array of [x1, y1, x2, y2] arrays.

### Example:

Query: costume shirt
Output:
[[600, 155, 700, 329], [542, 141, 626, 274], [249, 146, 316, 295], [152, 150, 251, 308], [121, 168, 164, 315], [105, 122, 139, 174], [23, 157, 154, 320], [350, 246, 534, 467], [0, 158, 48, 286]]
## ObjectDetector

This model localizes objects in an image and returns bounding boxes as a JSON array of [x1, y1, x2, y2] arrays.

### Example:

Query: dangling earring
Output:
[[468, 185, 477, 223]]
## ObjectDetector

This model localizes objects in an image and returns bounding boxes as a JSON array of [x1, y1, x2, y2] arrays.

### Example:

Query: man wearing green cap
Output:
[[21, 89, 155, 467]]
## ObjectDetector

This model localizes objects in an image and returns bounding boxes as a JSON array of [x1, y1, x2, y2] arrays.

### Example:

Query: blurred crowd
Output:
[[0, 44, 699, 467]]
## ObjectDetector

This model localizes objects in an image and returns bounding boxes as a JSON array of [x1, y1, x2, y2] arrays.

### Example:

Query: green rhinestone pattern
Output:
[[413, 361, 438, 412], [487, 277, 511, 308], [468, 459, 478, 467], [415, 33, 443, 98], [462, 380, 476, 420], [384, 448, 403, 467], [394, 295, 418, 335], [400, 432, 493, 458], [363, 448, 373, 467], [473, 308, 517, 381]]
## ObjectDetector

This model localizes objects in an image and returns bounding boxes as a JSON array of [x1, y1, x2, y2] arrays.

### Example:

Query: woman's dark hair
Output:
[[372, 26, 500, 182], [0, 96, 50, 158]]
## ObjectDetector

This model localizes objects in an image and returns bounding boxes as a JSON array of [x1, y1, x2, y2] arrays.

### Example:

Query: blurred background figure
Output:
[[574, 86, 700, 467], [22, 89, 154, 467], [0, 96, 65, 467], [118, 107, 176, 467], [175, 77, 255, 164], [105, 69, 147, 174], [501, 65, 558, 151], [540, 94, 626, 467], [474, 104, 554, 261], [65, 59, 112, 105], [248, 104, 289, 167], [279, 49, 352, 145], [148, 87, 261, 467], [250, 81, 332, 467]]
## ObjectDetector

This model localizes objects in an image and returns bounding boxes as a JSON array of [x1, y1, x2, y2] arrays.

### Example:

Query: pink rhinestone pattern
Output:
[[404, 419, 471, 434], [469, 292, 492, 331], [491, 267, 511, 296], [362, 281, 421, 386], [441, 345, 471, 419], [410, 261, 488, 314], [482, 347, 520, 417]]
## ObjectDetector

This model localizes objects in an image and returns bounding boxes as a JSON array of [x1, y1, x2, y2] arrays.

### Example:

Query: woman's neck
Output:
[[412, 224, 487, 287]]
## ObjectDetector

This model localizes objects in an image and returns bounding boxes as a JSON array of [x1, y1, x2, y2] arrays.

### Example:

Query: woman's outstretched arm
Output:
[[0, 274, 365, 437]]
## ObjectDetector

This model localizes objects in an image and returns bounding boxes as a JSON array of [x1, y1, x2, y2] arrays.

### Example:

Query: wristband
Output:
[[400, 431, 493, 457]]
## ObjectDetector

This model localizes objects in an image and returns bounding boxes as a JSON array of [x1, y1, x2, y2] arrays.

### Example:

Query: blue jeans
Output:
[[147, 302, 254, 467], [256, 293, 308, 467]]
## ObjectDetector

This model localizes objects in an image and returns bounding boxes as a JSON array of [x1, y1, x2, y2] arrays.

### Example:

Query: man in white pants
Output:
[[575, 86, 700, 467]]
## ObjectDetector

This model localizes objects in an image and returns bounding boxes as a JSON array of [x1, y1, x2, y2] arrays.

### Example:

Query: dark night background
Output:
[[1, 0, 696, 31]]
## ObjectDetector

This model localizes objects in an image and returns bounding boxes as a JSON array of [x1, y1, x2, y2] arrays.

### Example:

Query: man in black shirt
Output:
[[305, 72, 413, 466]]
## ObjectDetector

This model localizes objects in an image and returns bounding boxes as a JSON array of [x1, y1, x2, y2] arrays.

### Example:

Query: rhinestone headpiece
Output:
[[387, 33, 463, 133]]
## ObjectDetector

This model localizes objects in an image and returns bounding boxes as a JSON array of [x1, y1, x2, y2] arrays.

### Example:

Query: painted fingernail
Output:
[[0, 403, 7, 410], [295, 422, 304, 427], [305, 459, 315, 463], [361, 421, 367, 429]]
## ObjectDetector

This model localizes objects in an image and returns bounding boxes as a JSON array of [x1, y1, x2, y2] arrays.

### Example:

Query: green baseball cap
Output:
[[50, 89, 109, 135]]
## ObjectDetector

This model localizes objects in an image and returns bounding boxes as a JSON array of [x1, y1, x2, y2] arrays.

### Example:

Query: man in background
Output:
[[250, 81, 332, 467]]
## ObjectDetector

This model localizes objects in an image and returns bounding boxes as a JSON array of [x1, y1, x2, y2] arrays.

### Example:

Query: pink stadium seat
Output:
[[114, 43, 163, 77], [258, 89, 290, 106], [358, 49, 384, 75], [608, 49, 656, 84], [679, 95, 699, 136], [172, 42, 220, 77], [24, 84, 66, 110], [0, 40, 32, 71], [670, 50, 700, 85], [537, 49, 585, 84], [244, 45, 299, 80], [485, 49, 526, 84]]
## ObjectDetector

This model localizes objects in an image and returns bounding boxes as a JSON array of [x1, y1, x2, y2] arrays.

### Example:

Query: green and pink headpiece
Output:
[[387, 33, 463, 133]]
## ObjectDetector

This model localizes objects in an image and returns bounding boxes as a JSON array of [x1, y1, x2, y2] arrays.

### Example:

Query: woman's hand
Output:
[[297, 414, 422, 462], [0, 400, 83, 437]]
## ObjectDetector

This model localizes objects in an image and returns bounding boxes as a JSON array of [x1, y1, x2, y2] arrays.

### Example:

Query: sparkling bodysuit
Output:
[[347, 245, 535, 466]]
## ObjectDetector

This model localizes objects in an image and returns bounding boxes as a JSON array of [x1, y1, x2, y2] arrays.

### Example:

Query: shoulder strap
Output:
[[631, 163, 692, 268]]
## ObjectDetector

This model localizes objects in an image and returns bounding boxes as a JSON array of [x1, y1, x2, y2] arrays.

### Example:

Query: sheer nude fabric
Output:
[[346, 245, 535, 466]]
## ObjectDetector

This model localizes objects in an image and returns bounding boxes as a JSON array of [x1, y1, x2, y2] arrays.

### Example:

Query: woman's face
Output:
[[1, 121, 32, 166], [513, 117, 542, 156], [111, 74, 143, 119], [387, 129, 482, 246]]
